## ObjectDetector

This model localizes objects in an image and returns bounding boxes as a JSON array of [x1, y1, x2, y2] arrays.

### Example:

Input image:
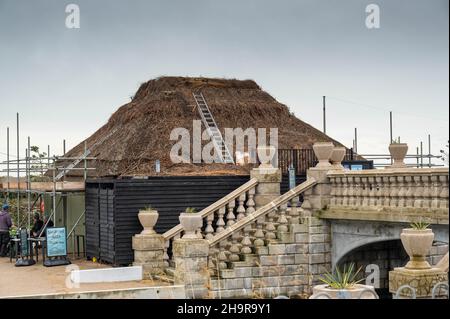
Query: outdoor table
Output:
[[28, 237, 46, 264]]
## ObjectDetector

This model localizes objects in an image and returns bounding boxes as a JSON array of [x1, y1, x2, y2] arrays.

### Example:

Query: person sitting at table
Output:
[[31, 213, 44, 238], [41, 216, 54, 237]]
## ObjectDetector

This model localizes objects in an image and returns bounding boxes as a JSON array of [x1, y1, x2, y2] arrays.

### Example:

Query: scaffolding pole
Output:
[[16, 113, 20, 227], [6, 127, 10, 202], [27, 137, 31, 229]]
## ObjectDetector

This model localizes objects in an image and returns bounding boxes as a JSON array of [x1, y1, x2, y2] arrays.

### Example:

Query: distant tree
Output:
[[440, 141, 449, 166], [30, 146, 48, 179]]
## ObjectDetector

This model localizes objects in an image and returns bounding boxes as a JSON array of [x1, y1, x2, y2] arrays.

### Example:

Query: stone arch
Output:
[[331, 220, 449, 268], [336, 239, 408, 291]]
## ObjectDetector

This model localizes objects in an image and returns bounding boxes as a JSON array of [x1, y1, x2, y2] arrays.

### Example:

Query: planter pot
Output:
[[401, 228, 434, 269], [312, 142, 334, 168], [310, 284, 378, 299], [138, 209, 159, 235], [330, 147, 346, 169], [179, 213, 203, 239], [257, 145, 276, 168], [388, 143, 408, 168]]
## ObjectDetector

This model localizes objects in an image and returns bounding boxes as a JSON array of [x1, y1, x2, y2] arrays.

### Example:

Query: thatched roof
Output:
[[63, 76, 344, 177]]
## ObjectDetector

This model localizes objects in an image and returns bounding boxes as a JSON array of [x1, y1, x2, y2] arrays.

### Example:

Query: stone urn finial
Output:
[[138, 207, 159, 235], [330, 146, 346, 169], [312, 142, 334, 168], [388, 141, 408, 168], [179, 207, 203, 239], [257, 145, 276, 169], [401, 227, 434, 270]]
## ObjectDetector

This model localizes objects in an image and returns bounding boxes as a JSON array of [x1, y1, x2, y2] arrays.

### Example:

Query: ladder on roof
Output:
[[54, 128, 118, 180], [192, 92, 234, 164]]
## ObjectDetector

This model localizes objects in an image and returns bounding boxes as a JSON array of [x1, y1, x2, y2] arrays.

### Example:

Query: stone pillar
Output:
[[301, 142, 334, 293], [250, 167, 282, 209], [132, 233, 165, 279], [173, 238, 210, 299], [389, 237, 448, 299]]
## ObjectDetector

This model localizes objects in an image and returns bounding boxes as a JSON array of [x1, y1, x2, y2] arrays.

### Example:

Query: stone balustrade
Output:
[[162, 178, 258, 267], [326, 168, 449, 223], [207, 178, 317, 273]]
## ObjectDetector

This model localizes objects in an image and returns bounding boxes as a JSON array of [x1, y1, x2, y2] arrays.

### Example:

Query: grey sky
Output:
[[0, 0, 448, 167]]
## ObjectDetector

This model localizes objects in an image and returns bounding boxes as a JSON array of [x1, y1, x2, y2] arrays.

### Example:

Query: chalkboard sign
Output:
[[46, 227, 67, 257], [19, 229, 29, 256]]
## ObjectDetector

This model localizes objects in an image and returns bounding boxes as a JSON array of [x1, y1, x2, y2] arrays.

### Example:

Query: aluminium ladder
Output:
[[192, 92, 234, 164]]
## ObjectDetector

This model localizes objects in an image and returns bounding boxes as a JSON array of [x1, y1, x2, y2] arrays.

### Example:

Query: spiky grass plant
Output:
[[185, 207, 198, 214], [319, 263, 364, 289], [410, 221, 430, 230]]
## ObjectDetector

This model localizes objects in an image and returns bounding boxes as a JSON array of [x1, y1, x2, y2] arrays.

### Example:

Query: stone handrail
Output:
[[162, 178, 259, 265], [207, 178, 317, 270], [327, 167, 449, 212]]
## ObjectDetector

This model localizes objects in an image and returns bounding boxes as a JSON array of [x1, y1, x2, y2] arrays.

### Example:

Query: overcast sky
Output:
[[0, 0, 448, 168]]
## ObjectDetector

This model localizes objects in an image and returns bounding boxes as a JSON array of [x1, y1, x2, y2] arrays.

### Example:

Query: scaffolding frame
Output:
[[1, 114, 95, 250]]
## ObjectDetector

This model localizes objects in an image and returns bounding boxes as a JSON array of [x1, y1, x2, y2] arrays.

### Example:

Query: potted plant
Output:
[[401, 220, 434, 269], [312, 142, 334, 168], [330, 146, 346, 169], [388, 137, 408, 168], [138, 206, 159, 235], [179, 207, 203, 239], [310, 263, 378, 299]]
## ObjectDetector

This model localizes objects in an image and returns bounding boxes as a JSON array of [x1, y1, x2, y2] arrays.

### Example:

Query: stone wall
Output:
[[208, 215, 332, 299]]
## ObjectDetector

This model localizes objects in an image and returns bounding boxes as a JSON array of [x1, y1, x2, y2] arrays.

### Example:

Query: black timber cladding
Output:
[[85, 174, 306, 266]]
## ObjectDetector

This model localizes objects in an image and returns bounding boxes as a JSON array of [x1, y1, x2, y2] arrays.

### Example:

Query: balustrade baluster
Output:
[[330, 177, 337, 207], [353, 176, 361, 206], [245, 188, 256, 216], [422, 174, 432, 209], [205, 213, 215, 240], [439, 174, 449, 209], [218, 241, 228, 269], [265, 209, 277, 240], [361, 177, 370, 206], [348, 176, 355, 206], [226, 200, 236, 227], [216, 207, 226, 233], [253, 217, 266, 246], [404, 175, 414, 208], [342, 177, 349, 206], [413, 175, 424, 208], [236, 193, 246, 220], [368, 176, 376, 207], [228, 232, 241, 262], [289, 196, 300, 224], [375, 176, 383, 206], [430, 174, 440, 209], [397, 176, 406, 208], [277, 203, 289, 232], [241, 224, 253, 255]]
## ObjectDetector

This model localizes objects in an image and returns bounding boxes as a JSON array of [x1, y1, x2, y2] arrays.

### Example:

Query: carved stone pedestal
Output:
[[132, 234, 165, 279], [389, 267, 448, 298]]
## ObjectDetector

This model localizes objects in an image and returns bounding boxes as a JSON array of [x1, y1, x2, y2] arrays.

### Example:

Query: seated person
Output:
[[41, 216, 54, 237], [31, 213, 44, 238]]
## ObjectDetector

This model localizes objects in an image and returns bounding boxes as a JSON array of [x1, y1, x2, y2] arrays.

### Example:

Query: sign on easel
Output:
[[15, 228, 35, 267], [44, 227, 71, 267], [46, 227, 67, 257], [20, 228, 29, 256]]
